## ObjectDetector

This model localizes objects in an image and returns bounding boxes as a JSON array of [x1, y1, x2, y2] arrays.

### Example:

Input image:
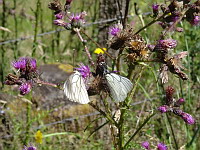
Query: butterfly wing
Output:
[[105, 73, 133, 102], [63, 71, 90, 104]]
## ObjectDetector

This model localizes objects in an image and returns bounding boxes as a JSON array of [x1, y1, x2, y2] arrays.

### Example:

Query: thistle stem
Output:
[[80, 30, 114, 59], [89, 102, 118, 127], [74, 28, 95, 66], [36, 79, 60, 88], [166, 113, 179, 150], [32, 0, 40, 57], [124, 113, 156, 149], [134, 13, 167, 35]]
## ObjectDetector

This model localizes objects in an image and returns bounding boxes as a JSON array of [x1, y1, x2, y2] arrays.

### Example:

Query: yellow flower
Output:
[[35, 130, 43, 144], [167, 12, 172, 16], [94, 48, 107, 54]]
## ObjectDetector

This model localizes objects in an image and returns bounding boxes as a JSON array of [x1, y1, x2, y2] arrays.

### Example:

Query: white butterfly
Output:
[[105, 73, 133, 102], [63, 69, 132, 104], [63, 71, 90, 104]]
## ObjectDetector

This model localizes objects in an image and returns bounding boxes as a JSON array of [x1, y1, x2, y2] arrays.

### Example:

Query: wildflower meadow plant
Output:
[[23, 144, 37, 150], [3, 0, 199, 149], [141, 141, 168, 150], [158, 86, 195, 125]]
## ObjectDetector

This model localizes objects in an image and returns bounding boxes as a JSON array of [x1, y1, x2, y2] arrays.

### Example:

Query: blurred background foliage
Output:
[[0, 0, 200, 149]]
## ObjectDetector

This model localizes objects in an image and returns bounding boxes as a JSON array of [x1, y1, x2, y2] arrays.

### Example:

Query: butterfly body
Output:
[[63, 55, 133, 104], [95, 61, 133, 102]]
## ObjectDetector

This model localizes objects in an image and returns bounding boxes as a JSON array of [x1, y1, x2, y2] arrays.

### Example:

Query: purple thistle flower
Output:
[[109, 26, 121, 36], [181, 112, 195, 125], [159, 39, 177, 49], [177, 98, 185, 104], [147, 44, 155, 51], [12, 57, 27, 71], [153, 39, 177, 53], [23, 145, 37, 150], [141, 141, 150, 150], [170, 14, 180, 22], [29, 58, 37, 71], [55, 12, 63, 19], [54, 19, 67, 27], [75, 63, 91, 79], [69, 11, 87, 26], [19, 82, 32, 95], [174, 98, 185, 107], [157, 143, 168, 150], [158, 105, 169, 113], [152, 4, 159, 12], [12, 57, 38, 74], [190, 16, 199, 26], [152, 4, 159, 16]]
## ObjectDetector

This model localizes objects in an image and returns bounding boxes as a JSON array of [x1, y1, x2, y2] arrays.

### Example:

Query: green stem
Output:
[[186, 124, 200, 148], [124, 113, 156, 149], [166, 113, 179, 150], [13, 0, 19, 58], [118, 106, 125, 150], [184, 34, 191, 105], [134, 13, 167, 35], [89, 102, 117, 127], [80, 30, 114, 59], [40, 4, 47, 63], [32, 0, 40, 57], [0, 0, 6, 89], [24, 102, 31, 144], [127, 66, 145, 105]]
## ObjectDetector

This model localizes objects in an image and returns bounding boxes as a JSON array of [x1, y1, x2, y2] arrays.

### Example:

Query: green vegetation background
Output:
[[0, 0, 199, 149]]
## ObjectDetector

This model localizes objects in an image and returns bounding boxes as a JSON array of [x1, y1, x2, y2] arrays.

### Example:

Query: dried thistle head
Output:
[[48, 0, 63, 14], [166, 51, 188, 80], [159, 51, 188, 83], [87, 75, 110, 96], [126, 35, 148, 62], [5, 73, 22, 85], [165, 86, 175, 105], [185, 1, 200, 25], [153, 39, 177, 63], [159, 64, 169, 84], [108, 26, 135, 50]]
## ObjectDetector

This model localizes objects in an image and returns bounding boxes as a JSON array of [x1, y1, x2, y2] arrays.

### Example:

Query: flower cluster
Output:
[[108, 25, 134, 50], [141, 141, 168, 150], [108, 25, 149, 62], [153, 39, 177, 53], [109, 26, 121, 37], [23, 144, 37, 150], [49, 0, 87, 29], [158, 86, 195, 125], [150, 38, 188, 83], [12, 57, 37, 74], [35, 130, 43, 144], [75, 63, 91, 80], [152, 4, 159, 17], [94, 48, 107, 54], [153, 0, 200, 33], [185, 0, 200, 26], [5, 57, 38, 95], [75, 63, 91, 89]]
